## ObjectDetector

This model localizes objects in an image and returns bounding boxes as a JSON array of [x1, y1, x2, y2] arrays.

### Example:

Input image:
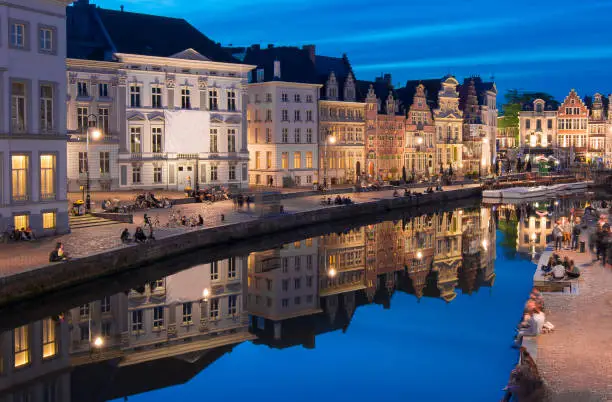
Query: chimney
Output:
[[251, 44, 260, 51], [302, 44, 316, 65], [383, 73, 392, 84], [273, 60, 281, 80], [267, 44, 274, 49], [120, 5, 124, 12]]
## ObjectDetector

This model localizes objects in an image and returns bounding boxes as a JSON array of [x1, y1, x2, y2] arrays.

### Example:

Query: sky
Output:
[[93, 0, 612, 103]]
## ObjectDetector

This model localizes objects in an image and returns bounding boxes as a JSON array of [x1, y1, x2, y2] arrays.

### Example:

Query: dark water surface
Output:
[[0, 203, 539, 402]]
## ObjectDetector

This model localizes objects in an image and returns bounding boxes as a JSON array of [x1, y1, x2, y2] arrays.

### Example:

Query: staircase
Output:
[[69, 214, 122, 230]]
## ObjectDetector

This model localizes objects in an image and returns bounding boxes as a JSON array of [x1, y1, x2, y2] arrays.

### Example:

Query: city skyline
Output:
[[95, 0, 612, 101]]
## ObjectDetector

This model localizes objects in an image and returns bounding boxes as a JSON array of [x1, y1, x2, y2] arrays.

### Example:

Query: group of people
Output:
[[120, 227, 150, 244], [232, 194, 253, 211], [5, 226, 36, 242], [542, 253, 581, 280], [552, 217, 582, 251], [592, 222, 612, 265], [324, 195, 354, 205], [180, 214, 205, 227], [514, 288, 552, 346]]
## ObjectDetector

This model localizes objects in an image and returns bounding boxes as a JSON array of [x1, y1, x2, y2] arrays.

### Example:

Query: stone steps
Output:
[[69, 214, 121, 230]]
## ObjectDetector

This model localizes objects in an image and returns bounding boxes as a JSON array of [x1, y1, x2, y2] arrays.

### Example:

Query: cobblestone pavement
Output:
[[536, 223, 612, 401], [1, 184, 477, 279]]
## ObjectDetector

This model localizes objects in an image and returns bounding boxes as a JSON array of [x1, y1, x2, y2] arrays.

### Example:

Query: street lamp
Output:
[[323, 135, 336, 190], [86, 114, 102, 212], [93, 336, 104, 348]]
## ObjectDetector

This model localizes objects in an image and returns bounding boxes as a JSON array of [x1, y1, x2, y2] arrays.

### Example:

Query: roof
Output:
[[67, 3, 237, 63], [315, 54, 355, 101], [397, 78, 443, 110], [243, 46, 318, 84], [357, 75, 405, 115]]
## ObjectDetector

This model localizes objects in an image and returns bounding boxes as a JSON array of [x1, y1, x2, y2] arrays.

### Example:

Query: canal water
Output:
[[1, 203, 542, 402]]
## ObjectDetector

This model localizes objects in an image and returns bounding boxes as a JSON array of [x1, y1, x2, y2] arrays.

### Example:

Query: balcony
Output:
[[119, 152, 168, 161], [40, 193, 56, 201]]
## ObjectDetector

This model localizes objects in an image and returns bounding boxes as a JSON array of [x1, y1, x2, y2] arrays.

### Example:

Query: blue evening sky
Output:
[[94, 0, 611, 102]]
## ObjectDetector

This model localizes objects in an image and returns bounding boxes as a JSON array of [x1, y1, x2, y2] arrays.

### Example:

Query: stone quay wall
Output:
[[0, 187, 481, 307]]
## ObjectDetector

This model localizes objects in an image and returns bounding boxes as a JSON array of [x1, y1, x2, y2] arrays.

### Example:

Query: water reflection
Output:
[[0, 206, 498, 401]]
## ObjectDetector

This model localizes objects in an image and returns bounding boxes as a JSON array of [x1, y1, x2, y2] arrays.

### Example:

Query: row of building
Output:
[[1, 0, 498, 236], [0, 205, 496, 400], [498, 90, 612, 166]]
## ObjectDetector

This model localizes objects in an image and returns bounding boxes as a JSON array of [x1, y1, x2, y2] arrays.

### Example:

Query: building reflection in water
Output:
[[0, 206, 497, 401]]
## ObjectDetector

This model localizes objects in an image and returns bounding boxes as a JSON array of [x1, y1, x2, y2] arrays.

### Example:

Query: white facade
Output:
[[0, 0, 71, 235], [66, 51, 254, 192], [247, 82, 321, 187], [518, 99, 558, 149]]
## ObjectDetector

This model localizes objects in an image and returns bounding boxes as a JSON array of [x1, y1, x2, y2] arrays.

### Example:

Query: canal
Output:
[[1, 202, 543, 401]]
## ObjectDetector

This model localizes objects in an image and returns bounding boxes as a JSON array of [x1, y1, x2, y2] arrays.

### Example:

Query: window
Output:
[[266, 152, 272, 169], [80, 304, 90, 318], [42, 212, 56, 229], [525, 119, 530, 129], [282, 257, 289, 272], [132, 166, 141, 184], [182, 303, 193, 324], [294, 110, 301, 121], [210, 165, 218, 181], [282, 279, 289, 291], [78, 152, 87, 174], [306, 128, 313, 143], [77, 81, 88, 97], [41, 318, 57, 359], [101, 296, 111, 313], [306, 94, 313, 103], [536, 120, 542, 130], [307, 255, 313, 269], [210, 129, 218, 153], [306, 275, 314, 288], [281, 93, 288, 102], [153, 307, 164, 329], [11, 82, 27, 132], [294, 297, 301, 305], [306, 110, 313, 121], [306, 295, 313, 304], [131, 310, 143, 334], [294, 278, 301, 289], [229, 165, 236, 180], [130, 85, 141, 107], [266, 279, 273, 291], [282, 298, 289, 308], [10, 22, 26, 48], [209, 298, 219, 319], [227, 257, 237, 278], [98, 108, 109, 134], [266, 109, 272, 122], [255, 151, 261, 169], [294, 128, 301, 143], [211, 261, 219, 280], [266, 93, 272, 102], [294, 94, 301, 102], [40, 85, 54, 132], [228, 295, 237, 315], [181, 88, 191, 109], [101, 322, 111, 338], [281, 152, 288, 169], [294, 255, 301, 269], [153, 167, 162, 183], [227, 91, 236, 111], [293, 152, 301, 169], [208, 89, 218, 110], [80, 326, 89, 341], [152, 127, 163, 153], [40, 28, 53, 51], [12, 155, 29, 202], [266, 128, 272, 143], [305, 152, 313, 169], [228, 129, 236, 152], [281, 109, 289, 121], [282, 128, 288, 143], [151, 86, 162, 108], [130, 127, 142, 153], [40, 154, 55, 200], [14, 326, 30, 367], [99, 83, 109, 98], [77, 107, 88, 133]]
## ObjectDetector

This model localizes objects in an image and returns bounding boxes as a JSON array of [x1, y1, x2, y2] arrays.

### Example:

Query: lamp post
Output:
[[323, 135, 336, 190], [86, 114, 102, 213]]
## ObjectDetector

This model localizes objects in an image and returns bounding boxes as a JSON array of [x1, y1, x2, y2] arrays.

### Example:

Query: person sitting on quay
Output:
[[23, 227, 36, 241], [514, 304, 545, 347], [134, 227, 147, 243], [565, 260, 581, 278], [180, 215, 188, 226], [198, 214, 204, 226], [404, 188, 411, 197], [552, 262, 566, 280], [49, 242, 70, 262], [393, 189, 400, 197], [120, 228, 131, 243]]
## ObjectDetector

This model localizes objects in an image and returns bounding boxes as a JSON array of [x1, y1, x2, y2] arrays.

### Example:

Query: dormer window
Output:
[[535, 103, 543, 113], [326, 72, 338, 100]]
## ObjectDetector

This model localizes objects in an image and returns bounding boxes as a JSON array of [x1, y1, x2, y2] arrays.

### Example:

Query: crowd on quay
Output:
[[2, 225, 37, 242]]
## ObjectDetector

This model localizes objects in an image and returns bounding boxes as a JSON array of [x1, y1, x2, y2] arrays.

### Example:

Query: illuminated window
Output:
[[40, 154, 56, 200], [14, 325, 30, 368], [228, 295, 237, 315], [209, 298, 219, 319], [293, 152, 301, 169], [14, 215, 28, 231], [12, 155, 29, 201], [306, 152, 313, 169], [228, 257, 237, 279], [131, 310, 143, 334], [211, 261, 219, 281], [153, 307, 164, 329], [42, 318, 57, 359], [281, 152, 288, 169], [42, 212, 56, 229], [182, 303, 193, 324]]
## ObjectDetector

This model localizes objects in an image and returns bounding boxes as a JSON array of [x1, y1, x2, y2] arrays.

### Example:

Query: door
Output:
[[177, 165, 194, 191]]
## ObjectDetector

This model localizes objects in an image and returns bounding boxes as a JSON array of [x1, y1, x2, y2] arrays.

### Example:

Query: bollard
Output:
[[221, 214, 225, 222], [579, 241, 585, 253]]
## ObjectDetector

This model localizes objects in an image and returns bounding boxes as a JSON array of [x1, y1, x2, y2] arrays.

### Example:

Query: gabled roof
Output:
[[357, 75, 404, 114], [397, 79, 442, 111], [243, 46, 318, 84], [66, 3, 237, 63], [315, 54, 356, 101]]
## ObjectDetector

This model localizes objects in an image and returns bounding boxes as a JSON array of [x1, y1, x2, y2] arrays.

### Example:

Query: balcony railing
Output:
[[40, 193, 56, 201]]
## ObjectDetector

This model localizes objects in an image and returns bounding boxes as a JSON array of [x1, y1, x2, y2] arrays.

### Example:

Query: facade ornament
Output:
[[68, 72, 78, 85], [165, 73, 176, 88], [90, 74, 99, 85], [117, 72, 128, 86], [198, 76, 208, 90], [110, 76, 119, 87]]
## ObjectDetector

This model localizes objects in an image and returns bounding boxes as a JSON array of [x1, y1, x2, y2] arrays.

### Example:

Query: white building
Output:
[[66, 1, 253, 191], [0, 0, 71, 236], [244, 46, 321, 188]]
